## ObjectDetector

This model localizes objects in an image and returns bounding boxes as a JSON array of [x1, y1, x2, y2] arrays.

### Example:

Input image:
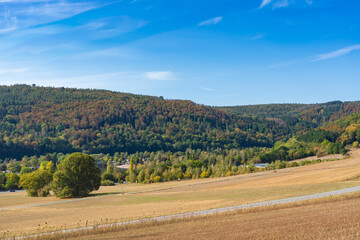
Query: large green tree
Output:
[[51, 153, 101, 198]]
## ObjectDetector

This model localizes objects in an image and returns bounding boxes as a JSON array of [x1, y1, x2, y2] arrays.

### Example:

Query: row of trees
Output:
[[2, 135, 354, 193], [1, 134, 350, 190]]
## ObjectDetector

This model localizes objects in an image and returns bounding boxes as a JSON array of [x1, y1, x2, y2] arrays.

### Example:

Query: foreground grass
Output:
[[1, 151, 360, 237], [21, 192, 360, 240]]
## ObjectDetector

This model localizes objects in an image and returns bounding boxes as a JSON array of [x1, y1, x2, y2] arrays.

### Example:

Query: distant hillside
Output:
[[0, 85, 290, 159], [219, 101, 360, 134], [302, 112, 360, 145]]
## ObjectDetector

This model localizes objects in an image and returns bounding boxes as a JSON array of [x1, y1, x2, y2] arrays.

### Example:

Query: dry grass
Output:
[[23, 192, 360, 240], [1, 149, 360, 237], [289, 152, 346, 163]]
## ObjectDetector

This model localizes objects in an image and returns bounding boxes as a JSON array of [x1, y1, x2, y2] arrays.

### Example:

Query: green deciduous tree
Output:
[[51, 153, 101, 198], [106, 160, 114, 175], [8, 173, 20, 188], [19, 170, 53, 196], [20, 167, 33, 175]]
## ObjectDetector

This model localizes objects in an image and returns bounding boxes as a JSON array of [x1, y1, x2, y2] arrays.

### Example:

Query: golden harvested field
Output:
[[68, 194, 360, 240], [1, 149, 360, 237]]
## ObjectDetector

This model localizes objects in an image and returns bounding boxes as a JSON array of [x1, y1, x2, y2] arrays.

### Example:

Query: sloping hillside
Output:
[[219, 101, 360, 134], [0, 85, 288, 159]]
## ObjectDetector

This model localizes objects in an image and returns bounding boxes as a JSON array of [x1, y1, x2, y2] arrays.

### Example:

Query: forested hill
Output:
[[219, 101, 360, 133], [0, 85, 289, 159]]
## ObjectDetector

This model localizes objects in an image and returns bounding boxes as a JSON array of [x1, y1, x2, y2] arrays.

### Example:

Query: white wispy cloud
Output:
[[0, 70, 147, 91], [267, 58, 308, 69], [144, 71, 175, 81], [259, 0, 312, 9], [259, 0, 289, 9], [48, 71, 132, 83], [0, 9, 18, 33], [81, 16, 148, 39], [198, 16, 223, 26], [268, 44, 360, 69], [200, 87, 215, 92], [0, 67, 29, 74], [312, 44, 360, 62], [0, 1, 117, 32], [16, 2, 101, 25], [273, 0, 289, 8], [250, 32, 267, 40], [72, 47, 137, 59], [0, 0, 48, 2], [259, 0, 273, 8]]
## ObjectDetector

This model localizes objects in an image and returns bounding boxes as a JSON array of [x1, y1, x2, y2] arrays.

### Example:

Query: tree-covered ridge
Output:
[[294, 111, 360, 145], [219, 101, 360, 133], [219, 103, 312, 118], [321, 112, 360, 145], [0, 85, 290, 160]]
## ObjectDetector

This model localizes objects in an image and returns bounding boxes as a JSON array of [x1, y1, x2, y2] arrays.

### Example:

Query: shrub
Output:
[[153, 176, 161, 183], [39, 184, 51, 197], [20, 170, 53, 197], [101, 180, 115, 186], [184, 171, 192, 179], [101, 173, 116, 182], [200, 171, 210, 178]]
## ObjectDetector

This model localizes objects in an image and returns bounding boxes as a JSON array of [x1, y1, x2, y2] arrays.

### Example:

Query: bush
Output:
[[39, 184, 51, 197], [289, 162, 298, 168], [153, 176, 161, 183], [101, 173, 116, 182], [353, 141, 359, 148], [200, 171, 210, 178], [101, 180, 115, 186], [20, 170, 53, 197]]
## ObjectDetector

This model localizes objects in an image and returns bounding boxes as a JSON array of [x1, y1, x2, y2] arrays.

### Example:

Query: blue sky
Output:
[[0, 0, 359, 106]]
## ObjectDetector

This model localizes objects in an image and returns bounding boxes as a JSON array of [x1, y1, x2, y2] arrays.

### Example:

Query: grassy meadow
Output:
[[1, 150, 360, 238]]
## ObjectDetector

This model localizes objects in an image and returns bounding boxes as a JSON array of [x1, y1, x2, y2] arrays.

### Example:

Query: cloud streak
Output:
[[259, 0, 273, 8], [200, 87, 215, 92], [198, 16, 223, 26], [144, 71, 175, 81], [268, 44, 360, 69], [312, 44, 360, 62], [0, 1, 117, 33], [250, 32, 267, 40], [259, 0, 311, 9], [73, 47, 137, 59], [0, 9, 18, 33], [0, 67, 29, 74]]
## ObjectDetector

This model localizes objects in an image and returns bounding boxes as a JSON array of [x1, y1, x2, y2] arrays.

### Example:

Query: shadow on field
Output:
[[89, 192, 123, 197]]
